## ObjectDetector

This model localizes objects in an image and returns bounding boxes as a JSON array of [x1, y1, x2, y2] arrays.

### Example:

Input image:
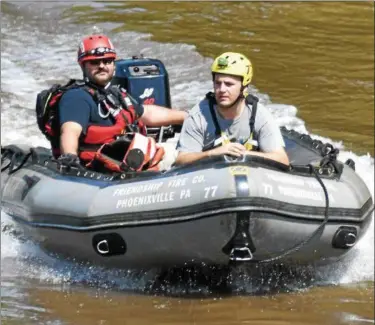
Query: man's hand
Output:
[[175, 143, 247, 166], [57, 153, 83, 169], [209, 143, 247, 157]]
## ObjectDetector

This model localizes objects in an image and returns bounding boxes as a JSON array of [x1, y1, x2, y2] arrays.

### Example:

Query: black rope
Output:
[[1, 149, 12, 172], [1, 149, 31, 174], [1, 159, 11, 172], [258, 164, 330, 264]]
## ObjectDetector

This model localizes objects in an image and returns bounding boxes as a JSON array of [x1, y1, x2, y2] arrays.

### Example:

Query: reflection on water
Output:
[[69, 2, 374, 155]]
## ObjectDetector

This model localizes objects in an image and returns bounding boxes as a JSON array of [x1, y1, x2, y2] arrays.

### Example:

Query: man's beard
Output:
[[90, 70, 113, 86]]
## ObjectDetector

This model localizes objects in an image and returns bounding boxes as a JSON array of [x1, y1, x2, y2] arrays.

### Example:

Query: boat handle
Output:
[[344, 233, 357, 247], [96, 240, 110, 255], [229, 247, 253, 262]]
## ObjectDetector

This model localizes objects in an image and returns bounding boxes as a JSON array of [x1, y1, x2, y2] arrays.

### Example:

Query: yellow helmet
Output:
[[211, 52, 253, 86]]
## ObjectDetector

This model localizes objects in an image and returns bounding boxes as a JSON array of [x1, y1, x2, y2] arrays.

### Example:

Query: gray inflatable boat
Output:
[[1, 127, 373, 269]]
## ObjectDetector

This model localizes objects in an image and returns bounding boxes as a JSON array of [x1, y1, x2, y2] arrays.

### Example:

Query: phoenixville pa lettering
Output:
[[116, 191, 177, 208]]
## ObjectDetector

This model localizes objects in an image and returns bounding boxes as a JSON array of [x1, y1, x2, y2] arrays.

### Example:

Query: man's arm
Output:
[[175, 151, 210, 166], [176, 143, 289, 166], [60, 122, 83, 155], [174, 109, 209, 166], [58, 89, 91, 156], [140, 105, 188, 126], [253, 104, 290, 165], [176, 142, 249, 165], [245, 148, 289, 165]]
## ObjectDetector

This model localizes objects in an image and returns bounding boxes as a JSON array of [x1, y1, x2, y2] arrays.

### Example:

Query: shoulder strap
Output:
[[85, 84, 132, 114], [245, 94, 259, 136], [59, 79, 86, 92], [81, 81, 103, 102], [43, 79, 86, 109], [205, 92, 221, 137], [108, 86, 131, 112]]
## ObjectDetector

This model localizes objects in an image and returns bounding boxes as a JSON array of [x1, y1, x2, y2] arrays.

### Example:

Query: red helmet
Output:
[[77, 34, 117, 64]]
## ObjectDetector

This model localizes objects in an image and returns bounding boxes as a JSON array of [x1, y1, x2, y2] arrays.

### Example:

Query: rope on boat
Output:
[[1, 146, 31, 174], [257, 164, 330, 264]]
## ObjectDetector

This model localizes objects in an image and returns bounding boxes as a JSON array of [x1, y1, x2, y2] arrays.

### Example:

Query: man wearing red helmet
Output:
[[54, 34, 187, 172]]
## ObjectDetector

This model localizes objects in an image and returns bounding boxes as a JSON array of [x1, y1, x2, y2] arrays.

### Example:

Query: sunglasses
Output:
[[87, 58, 115, 66]]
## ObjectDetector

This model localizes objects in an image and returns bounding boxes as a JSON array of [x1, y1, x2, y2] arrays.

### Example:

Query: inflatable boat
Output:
[[1, 127, 373, 269], [1, 57, 373, 270]]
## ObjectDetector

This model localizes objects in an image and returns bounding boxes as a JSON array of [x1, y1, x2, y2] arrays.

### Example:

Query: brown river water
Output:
[[69, 1, 374, 156], [1, 1, 374, 325]]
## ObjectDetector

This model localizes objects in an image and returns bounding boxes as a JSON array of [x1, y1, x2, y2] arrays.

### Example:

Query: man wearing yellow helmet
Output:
[[175, 52, 289, 166]]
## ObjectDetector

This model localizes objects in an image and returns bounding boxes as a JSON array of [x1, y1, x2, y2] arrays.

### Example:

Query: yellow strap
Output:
[[244, 132, 254, 150], [44, 92, 53, 113], [244, 142, 253, 151], [221, 132, 231, 145], [220, 132, 256, 150]]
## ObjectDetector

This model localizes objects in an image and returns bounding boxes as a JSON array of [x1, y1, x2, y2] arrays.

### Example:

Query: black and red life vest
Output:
[[36, 80, 164, 172]]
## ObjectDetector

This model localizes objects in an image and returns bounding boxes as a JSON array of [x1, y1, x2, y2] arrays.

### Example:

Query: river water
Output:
[[1, 1, 374, 324]]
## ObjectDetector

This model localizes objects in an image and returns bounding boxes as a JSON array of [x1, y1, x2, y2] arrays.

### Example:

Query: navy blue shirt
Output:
[[58, 88, 144, 134]]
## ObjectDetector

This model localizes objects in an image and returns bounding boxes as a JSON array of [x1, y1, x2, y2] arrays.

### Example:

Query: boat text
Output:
[[113, 174, 220, 209], [262, 183, 335, 203], [112, 174, 207, 198], [266, 173, 337, 191]]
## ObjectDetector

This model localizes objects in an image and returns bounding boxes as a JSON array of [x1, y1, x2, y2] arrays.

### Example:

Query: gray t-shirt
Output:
[[176, 97, 285, 152]]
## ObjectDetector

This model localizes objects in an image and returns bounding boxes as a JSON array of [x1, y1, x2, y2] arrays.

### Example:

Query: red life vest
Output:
[[91, 133, 165, 173], [77, 85, 146, 163], [36, 80, 164, 172]]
